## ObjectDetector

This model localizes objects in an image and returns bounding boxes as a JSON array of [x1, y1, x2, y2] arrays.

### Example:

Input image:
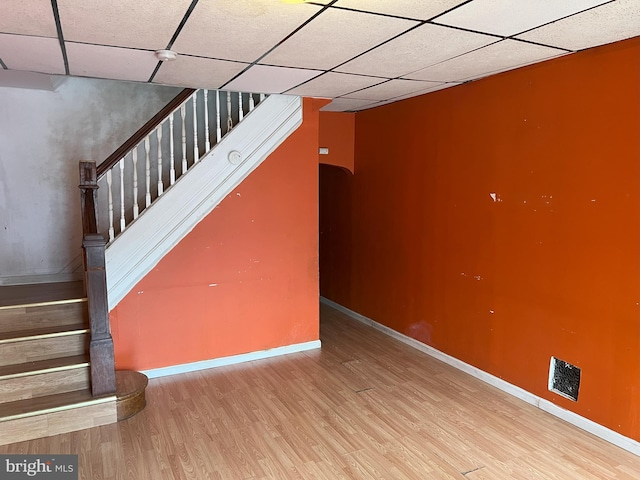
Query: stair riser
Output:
[[0, 334, 88, 367], [0, 399, 117, 446], [0, 367, 90, 404], [0, 301, 88, 333]]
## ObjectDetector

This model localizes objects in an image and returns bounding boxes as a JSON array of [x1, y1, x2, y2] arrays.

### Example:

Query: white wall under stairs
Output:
[[105, 95, 303, 308]]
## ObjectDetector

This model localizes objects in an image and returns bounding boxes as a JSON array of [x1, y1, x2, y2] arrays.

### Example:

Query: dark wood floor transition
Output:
[[0, 303, 637, 479]]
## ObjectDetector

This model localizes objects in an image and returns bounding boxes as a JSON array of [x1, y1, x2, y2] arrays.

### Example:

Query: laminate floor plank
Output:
[[0, 303, 638, 478]]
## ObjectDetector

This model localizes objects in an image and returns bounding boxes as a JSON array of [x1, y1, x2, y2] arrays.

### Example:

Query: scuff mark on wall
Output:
[[406, 321, 433, 345]]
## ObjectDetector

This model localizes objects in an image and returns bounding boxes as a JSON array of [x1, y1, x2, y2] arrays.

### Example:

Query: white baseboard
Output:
[[320, 296, 640, 456], [142, 339, 321, 379]]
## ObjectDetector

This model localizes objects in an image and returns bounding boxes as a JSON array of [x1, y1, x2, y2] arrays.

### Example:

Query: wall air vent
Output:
[[548, 357, 581, 401]]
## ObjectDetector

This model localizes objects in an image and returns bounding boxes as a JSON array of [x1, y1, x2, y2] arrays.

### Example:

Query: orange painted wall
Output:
[[320, 38, 640, 440], [110, 98, 325, 371], [319, 111, 355, 172]]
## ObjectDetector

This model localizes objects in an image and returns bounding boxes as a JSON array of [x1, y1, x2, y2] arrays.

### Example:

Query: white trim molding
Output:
[[142, 340, 321, 379], [320, 296, 640, 457], [106, 95, 303, 308]]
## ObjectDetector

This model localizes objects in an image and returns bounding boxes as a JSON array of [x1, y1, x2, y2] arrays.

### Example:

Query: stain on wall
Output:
[[319, 38, 640, 440]]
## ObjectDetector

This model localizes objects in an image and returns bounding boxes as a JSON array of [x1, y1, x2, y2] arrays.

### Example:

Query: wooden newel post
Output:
[[80, 161, 116, 397]]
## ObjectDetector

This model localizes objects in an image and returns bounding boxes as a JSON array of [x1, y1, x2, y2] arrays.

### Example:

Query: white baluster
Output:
[[249, 93, 255, 112], [157, 125, 163, 196], [144, 137, 151, 208], [227, 92, 233, 131], [106, 170, 114, 242], [203, 90, 211, 151], [169, 115, 176, 185], [216, 90, 222, 143], [260, 93, 265, 102], [181, 104, 187, 174], [238, 92, 244, 122], [119, 159, 125, 232], [192, 94, 199, 163], [132, 148, 139, 219]]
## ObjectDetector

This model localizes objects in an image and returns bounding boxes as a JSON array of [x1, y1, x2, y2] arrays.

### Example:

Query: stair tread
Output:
[[0, 322, 89, 343], [0, 355, 89, 379], [0, 389, 113, 421], [0, 281, 85, 308]]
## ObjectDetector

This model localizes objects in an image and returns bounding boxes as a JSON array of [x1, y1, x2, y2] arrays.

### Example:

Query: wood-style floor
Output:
[[1, 303, 638, 479]]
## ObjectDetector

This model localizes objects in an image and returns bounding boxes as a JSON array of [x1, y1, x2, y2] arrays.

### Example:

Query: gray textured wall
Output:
[[0, 76, 179, 284]]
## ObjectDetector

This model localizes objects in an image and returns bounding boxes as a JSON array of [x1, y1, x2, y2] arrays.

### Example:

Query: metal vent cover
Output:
[[548, 357, 581, 401]]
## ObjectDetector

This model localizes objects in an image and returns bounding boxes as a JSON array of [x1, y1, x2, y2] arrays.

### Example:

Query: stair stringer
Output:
[[105, 95, 303, 309]]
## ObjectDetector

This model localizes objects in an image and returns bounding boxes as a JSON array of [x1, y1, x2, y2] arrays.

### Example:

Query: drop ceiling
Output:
[[1, 0, 638, 111]]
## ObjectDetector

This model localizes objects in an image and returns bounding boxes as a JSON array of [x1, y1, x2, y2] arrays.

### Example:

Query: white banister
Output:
[[157, 126, 163, 196], [204, 90, 210, 152], [216, 91, 222, 143], [227, 92, 233, 131], [119, 160, 125, 233], [132, 148, 139, 219], [181, 104, 187, 175], [169, 115, 176, 186], [98, 88, 269, 245], [144, 137, 151, 208], [192, 94, 199, 163], [106, 170, 114, 242]]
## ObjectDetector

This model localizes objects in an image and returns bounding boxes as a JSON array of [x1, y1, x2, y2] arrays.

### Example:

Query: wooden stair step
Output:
[[0, 324, 89, 367], [0, 323, 88, 344], [0, 390, 117, 446], [0, 354, 89, 380], [0, 389, 112, 422], [0, 281, 84, 308], [0, 356, 91, 404], [116, 370, 149, 421], [0, 300, 88, 334]]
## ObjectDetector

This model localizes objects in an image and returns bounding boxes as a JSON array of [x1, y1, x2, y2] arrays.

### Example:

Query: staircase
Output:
[[0, 281, 116, 446], [0, 88, 304, 445]]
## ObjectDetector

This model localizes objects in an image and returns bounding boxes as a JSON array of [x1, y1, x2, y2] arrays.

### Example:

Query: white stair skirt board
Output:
[[106, 95, 303, 308], [141, 340, 321, 379], [320, 297, 640, 457]]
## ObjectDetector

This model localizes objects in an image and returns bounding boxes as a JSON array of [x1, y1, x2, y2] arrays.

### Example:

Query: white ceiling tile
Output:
[[435, 0, 611, 37], [57, 0, 193, 50], [345, 79, 442, 101], [223, 65, 322, 94], [404, 40, 567, 83], [0, 0, 58, 37], [261, 8, 418, 69], [66, 43, 158, 83], [0, 33, 65, 74], [320, 97, 377, 111], [172, 1, 323, 62], [337, 23, 498, 78], [516, 0, 640, 51], [286, 72, 386, 97], [153, 55, 249, 90], [334, 0, 468, 21]]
